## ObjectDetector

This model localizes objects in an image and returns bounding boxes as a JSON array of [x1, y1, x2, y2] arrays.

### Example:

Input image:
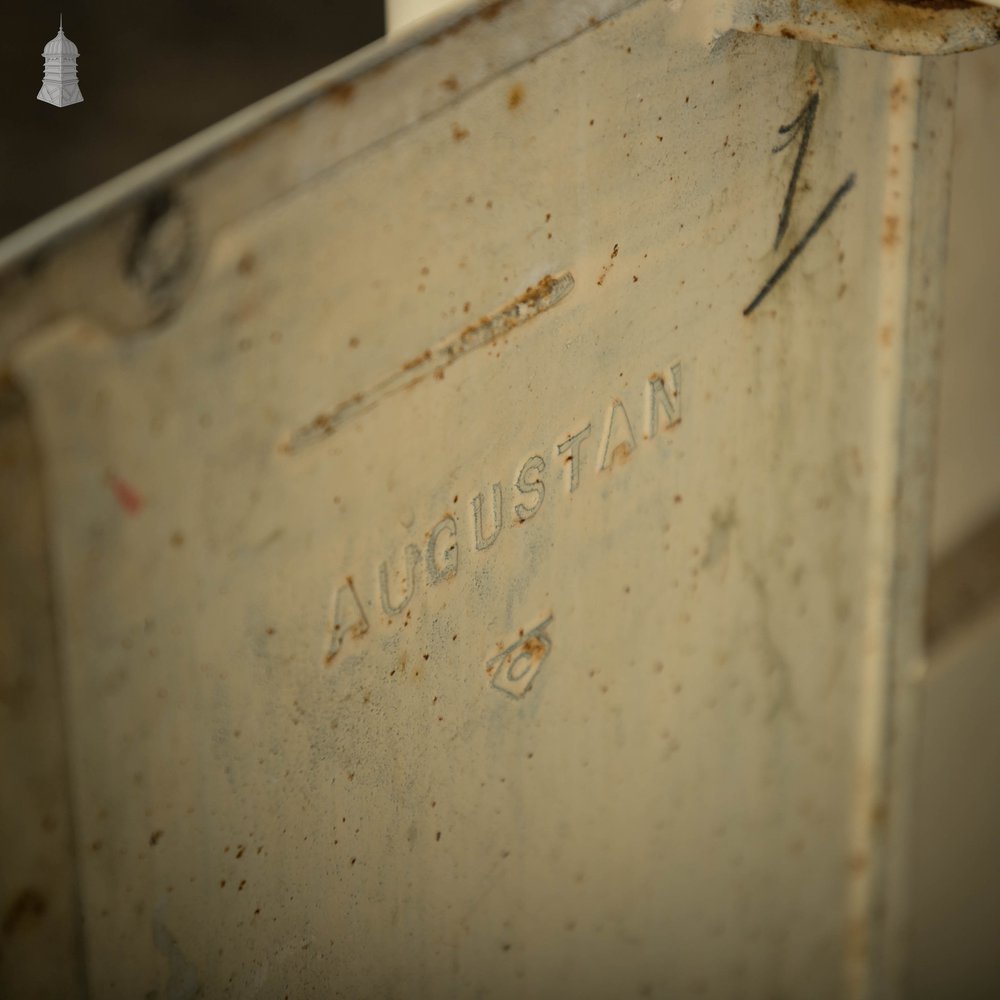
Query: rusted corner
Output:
[[726, 0, 1000, 54]]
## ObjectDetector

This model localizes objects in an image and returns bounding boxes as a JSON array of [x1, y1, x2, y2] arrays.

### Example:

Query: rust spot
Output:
[[871, 801, 888, 831], [780, 27, 797, 38], [349, 336, 360, 348], [421, 0, 511, 47], [597, 244, 619, 287], [889, 80, 907, 111], [452, 123, 470, 142], [607, 443, 632, 466], [441, 75, 459, 92], [508, 83, 524, 110], [237, 252, 256, 275], [882, 215, 901, 249], [170, 531, 185, 547], [523, 635, 547, 662], [327, 82, 355, 104], [403, 349, 433, 372], [2, 889, 47, 937]]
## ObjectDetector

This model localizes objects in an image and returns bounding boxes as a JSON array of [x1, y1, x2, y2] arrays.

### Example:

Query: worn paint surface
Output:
[[0, 0, 959, 997]]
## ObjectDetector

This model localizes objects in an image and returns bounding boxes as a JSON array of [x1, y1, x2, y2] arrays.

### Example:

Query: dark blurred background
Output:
[[0, 2, 385, 240]]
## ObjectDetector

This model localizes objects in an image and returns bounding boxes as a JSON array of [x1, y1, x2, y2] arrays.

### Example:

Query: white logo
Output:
[[38, 15, 83, 108]]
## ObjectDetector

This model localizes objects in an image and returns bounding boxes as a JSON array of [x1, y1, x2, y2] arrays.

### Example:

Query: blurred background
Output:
[[0, 2, 385, 240]]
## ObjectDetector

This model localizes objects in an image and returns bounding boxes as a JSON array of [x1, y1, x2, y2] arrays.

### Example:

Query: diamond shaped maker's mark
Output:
[[487, 616, 554, 699]]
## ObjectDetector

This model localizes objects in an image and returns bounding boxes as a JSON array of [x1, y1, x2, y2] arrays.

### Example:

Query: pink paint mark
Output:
[[108, 474, 144, 515]]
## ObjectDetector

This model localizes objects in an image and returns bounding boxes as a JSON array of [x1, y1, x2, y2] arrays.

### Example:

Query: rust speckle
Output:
[[597, 244, 619, 287], [441, 75, 459, 92], [889, 80, 907, 111], [882, 215, 901, 249], [452, 123, 470, 142], [403, 349, 432, 372], [327, 82, 355, 104], [149, 830, 163, 846], [508, 83, 524, 110], [421, 0, 511, 47], [237, 252, 256, 275], [523, 635, 547, 663], [286, 273, 573, 453]]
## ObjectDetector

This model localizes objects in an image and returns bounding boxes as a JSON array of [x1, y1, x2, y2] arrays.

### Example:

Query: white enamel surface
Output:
[[1, 1, 963, 996]]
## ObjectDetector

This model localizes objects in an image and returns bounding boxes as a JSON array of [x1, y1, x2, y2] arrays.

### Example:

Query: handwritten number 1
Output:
[[744, 89, 856, 317], [773, 92, 818, 250]]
